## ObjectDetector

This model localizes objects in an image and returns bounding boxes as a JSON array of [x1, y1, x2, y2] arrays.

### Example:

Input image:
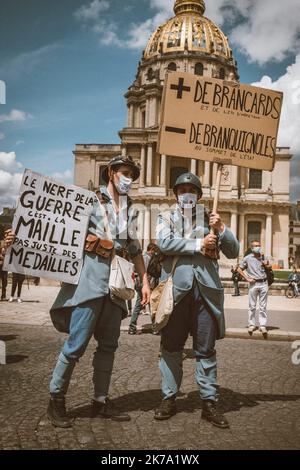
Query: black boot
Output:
[[202, 400, 229, 429], [154, 397, 177, 421], [47, 394, 74, 428], [128, 325, 137, 335], [91, 398, 131, 422], [1, 290, 6, 301]]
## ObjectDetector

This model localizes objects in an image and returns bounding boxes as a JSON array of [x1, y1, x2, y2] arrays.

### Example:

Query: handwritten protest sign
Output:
[[4, 170, 95, 284], [158, 72, 283, 171]]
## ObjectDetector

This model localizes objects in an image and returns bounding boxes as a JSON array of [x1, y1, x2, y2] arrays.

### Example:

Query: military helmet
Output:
[[102, 155, 141, 183], [173, 172, 203, 197]]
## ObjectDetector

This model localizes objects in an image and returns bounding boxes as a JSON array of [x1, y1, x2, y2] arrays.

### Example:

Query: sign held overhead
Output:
[[158, 72, 283, 171]]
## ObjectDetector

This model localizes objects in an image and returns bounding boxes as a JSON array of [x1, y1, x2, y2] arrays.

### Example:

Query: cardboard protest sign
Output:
[[4, 170, 95, 284], [158, 72, 283, 171]]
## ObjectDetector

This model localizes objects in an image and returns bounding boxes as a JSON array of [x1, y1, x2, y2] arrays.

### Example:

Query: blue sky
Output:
[[0, 0, 299, 209]]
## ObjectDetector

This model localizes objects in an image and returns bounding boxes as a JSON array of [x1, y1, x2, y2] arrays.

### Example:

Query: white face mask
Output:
[[114, 174, 133, 195], [178, 193, 198, 209], [252, 247, 261, 254]]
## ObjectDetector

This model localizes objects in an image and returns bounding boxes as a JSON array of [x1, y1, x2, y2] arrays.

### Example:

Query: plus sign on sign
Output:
[[158, 72, 283, 171]]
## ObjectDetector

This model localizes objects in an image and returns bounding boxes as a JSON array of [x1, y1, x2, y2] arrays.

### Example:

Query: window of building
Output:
[[249, 169, 262, 189], [99, 165, 106, 185], [147, 68, 154, 80], [195, 63, 204, 76], [141, 110, 146, 128], [219, 68, 225, 79], [167, 62, 177, 72], [247, 221, 262, 248], [170, 166, 189, 189]]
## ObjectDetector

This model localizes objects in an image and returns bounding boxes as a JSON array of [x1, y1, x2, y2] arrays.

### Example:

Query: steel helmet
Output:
[[173, 172, 203, 198], [102, 155, 141, 183]]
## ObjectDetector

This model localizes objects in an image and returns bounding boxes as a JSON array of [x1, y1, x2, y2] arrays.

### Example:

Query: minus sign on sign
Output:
[[165, 126, 186, 135]]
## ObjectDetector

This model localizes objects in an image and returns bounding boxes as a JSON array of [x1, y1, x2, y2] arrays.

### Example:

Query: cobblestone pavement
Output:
[[0, 286, 300, 332], [0, 324, 300, 450]]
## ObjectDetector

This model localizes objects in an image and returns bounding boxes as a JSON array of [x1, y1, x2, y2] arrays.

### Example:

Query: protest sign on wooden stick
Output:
[[158, 72, 283, 171]]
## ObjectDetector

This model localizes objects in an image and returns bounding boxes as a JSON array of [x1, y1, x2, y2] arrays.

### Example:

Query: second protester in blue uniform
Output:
[[155, 173, 239, 428]]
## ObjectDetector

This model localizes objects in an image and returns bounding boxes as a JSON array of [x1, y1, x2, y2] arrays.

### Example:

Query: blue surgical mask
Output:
[[178, 193, 198, 209], [252, 247, 261, 254], [115, 175, 133, 195]]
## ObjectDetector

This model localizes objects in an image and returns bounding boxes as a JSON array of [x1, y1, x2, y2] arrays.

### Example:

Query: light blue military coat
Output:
[[50, 187, 142, 333], [156, 207, 240, 340]]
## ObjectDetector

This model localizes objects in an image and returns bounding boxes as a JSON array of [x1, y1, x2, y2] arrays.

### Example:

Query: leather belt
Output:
[[255, 278, 267, 283]]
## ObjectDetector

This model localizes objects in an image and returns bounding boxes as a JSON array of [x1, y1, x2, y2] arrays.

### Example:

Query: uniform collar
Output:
[[98, 186, 111, 203]]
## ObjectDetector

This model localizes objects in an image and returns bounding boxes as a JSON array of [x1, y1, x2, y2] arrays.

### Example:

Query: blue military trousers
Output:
[[50, 295, 122, 398], [159, 283, 219, 401]]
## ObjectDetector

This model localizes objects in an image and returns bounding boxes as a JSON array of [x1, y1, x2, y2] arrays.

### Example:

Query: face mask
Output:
[[178, 193, 198, 209], [252, 247, 261, 254], [114, 174, 133, 195]]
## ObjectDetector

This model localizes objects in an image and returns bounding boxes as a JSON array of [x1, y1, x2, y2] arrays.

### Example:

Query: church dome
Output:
[[144, 0, 234, 63]]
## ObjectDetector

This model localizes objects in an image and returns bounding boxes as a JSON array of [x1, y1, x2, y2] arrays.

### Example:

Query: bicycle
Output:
[[285, 282, 300, 298]]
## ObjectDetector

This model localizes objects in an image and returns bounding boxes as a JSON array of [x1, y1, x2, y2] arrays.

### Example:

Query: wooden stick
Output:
[[211, 163, 223, 231], [206, 163, 223, 259]]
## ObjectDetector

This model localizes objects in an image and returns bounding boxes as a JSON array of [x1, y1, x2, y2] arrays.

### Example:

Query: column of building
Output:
[[160, 154, 167, 187], [239, 213, 245, 257], [202, 162, 211, 197], [230, 212, 238, 238], [265, 214, 273, 257]]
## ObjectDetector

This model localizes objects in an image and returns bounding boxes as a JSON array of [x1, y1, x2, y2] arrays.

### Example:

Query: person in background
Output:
[[231, 264, 241, 297], [9, 272, 26, 303], [288, 267, 300, 297], [237, 240, 270, 336], [0, 244, 8, 301], [128, 243, 157, 335]]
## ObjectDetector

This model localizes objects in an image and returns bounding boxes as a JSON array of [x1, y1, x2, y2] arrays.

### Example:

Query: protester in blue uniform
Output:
[[154, 173, 239, 428], [47, 155, 151, 427]]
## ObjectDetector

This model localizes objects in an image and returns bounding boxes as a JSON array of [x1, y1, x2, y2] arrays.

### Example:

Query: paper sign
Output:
[[158, 72, 283, 171], [4, 170, 95, 284]]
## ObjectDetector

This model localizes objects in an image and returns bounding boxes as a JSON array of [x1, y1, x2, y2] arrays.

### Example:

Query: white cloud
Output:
[[15, 140, 25, 147], [0, 109, 31, 123], [229, 0, 300, 64], [0, 152, 23, 211], [252, 55, 300, 202], [51, 169, 73, 183], [0, 133, 4, 140], [0, 44, 62, 80], [75, 0, 172, 49], [75, 0, 300, 64], [0, 152, 23, 172], [75, 0, 110, 21]]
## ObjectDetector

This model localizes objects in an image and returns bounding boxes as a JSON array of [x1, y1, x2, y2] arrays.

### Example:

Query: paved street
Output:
[[0, 286, 300, 450], [1, 286, 299, 333], [0, 324, 300, 450]]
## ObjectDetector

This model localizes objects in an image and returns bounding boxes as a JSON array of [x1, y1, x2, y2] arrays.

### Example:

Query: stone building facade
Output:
[[74, 0, 292, 267]]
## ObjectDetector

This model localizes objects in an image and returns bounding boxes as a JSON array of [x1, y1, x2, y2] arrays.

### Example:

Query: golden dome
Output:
[[144, 0, 233, 62]]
